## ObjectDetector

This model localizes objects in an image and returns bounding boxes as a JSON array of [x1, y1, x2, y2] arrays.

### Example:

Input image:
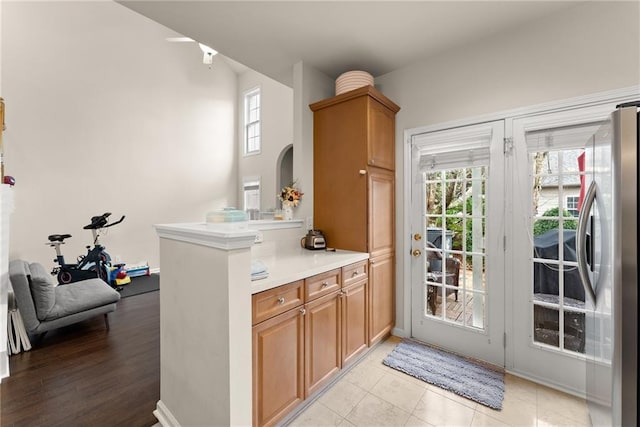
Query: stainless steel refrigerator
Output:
[[579, 102, 638, 426]]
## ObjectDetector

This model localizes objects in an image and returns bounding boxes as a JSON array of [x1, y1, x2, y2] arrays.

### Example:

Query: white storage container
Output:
[[335, 70, 374, 95]]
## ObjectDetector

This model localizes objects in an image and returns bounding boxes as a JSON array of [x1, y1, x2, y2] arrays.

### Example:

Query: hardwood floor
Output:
[[1, 291, 160, 427]]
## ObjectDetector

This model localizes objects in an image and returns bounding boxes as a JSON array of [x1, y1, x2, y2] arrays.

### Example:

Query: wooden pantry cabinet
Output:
[[310, 85, 399, 346], [252, 261, 369, 427]]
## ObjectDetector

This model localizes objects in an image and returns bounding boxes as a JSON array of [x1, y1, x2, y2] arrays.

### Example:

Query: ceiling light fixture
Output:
[[199, 43, 218, 67]]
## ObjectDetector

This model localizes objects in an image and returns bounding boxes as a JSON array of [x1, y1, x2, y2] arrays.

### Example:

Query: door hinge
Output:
[[503, 332, 507, 348], [503, 137, 513, 154]]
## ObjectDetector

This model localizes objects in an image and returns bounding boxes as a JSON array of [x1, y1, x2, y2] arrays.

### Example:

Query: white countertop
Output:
[[251, 248, 369, 294]]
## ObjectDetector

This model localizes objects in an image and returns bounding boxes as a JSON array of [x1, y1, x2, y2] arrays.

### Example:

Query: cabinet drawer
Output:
[[252, 280, 304, 325], [305, 269, 341, 302], [342, 260, 368, 288]]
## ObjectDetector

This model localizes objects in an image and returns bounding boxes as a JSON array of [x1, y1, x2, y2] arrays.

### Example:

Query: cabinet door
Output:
[[367, 97, 396, 171], [312, 97, 368, 253], [341, 279, 368, 367], [305, 291, 341, 397], [369, 254, 395, 346], [253, 307, 305, 427], [368, 167, 395, 256]]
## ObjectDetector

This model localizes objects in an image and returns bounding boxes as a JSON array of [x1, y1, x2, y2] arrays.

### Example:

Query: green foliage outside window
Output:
[[533, 207, 578, 236], [436, 197, 485, 253]]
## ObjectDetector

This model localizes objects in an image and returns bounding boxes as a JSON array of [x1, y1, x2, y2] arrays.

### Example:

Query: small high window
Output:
[[244, 88, 261, 155], [243, 177, 261, 220]]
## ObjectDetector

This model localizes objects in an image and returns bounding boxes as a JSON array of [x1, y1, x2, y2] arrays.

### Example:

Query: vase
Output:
[[283, 205, 293, 220]]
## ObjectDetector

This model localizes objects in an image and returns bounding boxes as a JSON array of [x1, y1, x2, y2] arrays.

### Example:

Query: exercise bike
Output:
[[47, 212, 131, 289]]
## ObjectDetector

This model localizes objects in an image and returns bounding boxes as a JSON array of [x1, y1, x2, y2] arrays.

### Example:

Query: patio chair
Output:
[[426, 242, 461, 314]]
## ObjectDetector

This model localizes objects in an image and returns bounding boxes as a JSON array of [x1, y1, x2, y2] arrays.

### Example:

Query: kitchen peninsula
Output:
[[153, 221, 369, 427]]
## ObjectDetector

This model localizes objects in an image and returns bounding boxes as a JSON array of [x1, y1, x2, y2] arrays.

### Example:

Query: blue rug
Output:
[[383, 340, 505, 410]]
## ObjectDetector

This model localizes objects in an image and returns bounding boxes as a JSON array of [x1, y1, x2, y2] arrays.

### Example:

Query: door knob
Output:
[[414, 233, 422, 241], [412, 249, 421, 257]]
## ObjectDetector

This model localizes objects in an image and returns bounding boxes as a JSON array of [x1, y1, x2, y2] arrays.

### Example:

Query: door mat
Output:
[[383, 339, 505, 410]]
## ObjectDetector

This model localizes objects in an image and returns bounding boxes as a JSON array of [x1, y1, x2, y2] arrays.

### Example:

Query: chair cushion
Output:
[[28, 262, 56, 321], [45, 278, 121, 321]]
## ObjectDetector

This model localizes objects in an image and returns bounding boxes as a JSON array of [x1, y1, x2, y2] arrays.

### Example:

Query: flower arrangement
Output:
[[278, 181, 304, 208]]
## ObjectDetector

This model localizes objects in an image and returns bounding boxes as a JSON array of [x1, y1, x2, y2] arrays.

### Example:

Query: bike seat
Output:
[[48, 234, 72, 242]]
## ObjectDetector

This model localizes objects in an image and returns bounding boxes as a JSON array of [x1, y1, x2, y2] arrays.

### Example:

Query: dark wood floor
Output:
[[1, 291, 159, 427]]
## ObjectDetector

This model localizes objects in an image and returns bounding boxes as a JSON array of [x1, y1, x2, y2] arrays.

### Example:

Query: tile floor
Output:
[[288, 336, 591, 427]]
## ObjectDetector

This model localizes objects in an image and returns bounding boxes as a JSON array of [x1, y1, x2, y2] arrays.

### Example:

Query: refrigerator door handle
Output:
[[577, 180, 597, 306]]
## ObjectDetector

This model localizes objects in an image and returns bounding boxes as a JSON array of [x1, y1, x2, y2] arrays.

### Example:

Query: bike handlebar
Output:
[[83, 212, 125, 230], [104, 215, 125, 228]]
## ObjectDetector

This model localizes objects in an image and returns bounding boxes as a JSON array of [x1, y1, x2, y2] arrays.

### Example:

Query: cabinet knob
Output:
[[299, 308, 306, 315], [321, 282, 328, 288], [352, 271, 359, 277], [359, 170, 367, 175], [277, 297, 285, 305]]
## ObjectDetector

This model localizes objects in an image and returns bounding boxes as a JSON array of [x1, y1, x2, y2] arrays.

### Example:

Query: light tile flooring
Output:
[[289, 336, 591, 427]]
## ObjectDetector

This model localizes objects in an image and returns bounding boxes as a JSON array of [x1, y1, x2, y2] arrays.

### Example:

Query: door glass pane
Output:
[[564, 310, 585, 353], [422, 167, 487, 331], [531, 147, 586, 354]]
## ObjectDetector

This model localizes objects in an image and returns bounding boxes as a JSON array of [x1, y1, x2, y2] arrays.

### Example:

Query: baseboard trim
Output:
[[505, 368, 586, 400], [153, 400, 181, 427], [391, 327, 408, 338]]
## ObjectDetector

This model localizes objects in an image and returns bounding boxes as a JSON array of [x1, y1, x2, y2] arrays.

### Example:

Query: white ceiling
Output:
[[119, 1, 579, 87]]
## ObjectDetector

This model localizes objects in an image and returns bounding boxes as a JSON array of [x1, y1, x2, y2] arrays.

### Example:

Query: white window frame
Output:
[[243, 88, 261, 156], [242, 176, 261, 220], [566, 195, 580, 216]]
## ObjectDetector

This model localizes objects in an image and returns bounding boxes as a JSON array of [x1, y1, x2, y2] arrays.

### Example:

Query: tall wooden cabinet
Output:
[[310, 85, 400, 346]]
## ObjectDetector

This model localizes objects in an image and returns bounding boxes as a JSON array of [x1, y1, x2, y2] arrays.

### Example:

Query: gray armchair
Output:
[[8, 259, 121, 339]]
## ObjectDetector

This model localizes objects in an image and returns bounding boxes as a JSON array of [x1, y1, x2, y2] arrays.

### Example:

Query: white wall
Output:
[[0, 0, 3, 92], [2, 1, 238, 270], [237, 69, 293, 214], [292, 61, 334, 224], [1, 0, 12, 382], [374, 1, 640, 334]]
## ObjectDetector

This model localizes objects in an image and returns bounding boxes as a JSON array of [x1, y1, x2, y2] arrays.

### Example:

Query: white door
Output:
[[410, 121, 505, 366], [508, 104, 616, 394]]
